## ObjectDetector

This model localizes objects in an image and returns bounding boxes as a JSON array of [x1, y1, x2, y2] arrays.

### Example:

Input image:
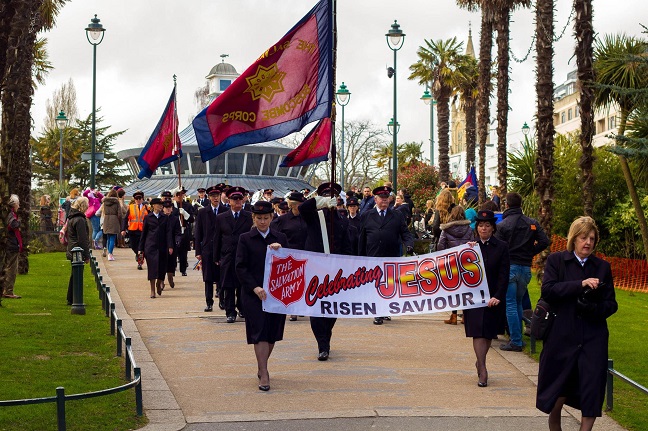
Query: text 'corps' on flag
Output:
[[192, 0, 332, 162], [137, 87, 182, 179], [280, 117, 331, 167]]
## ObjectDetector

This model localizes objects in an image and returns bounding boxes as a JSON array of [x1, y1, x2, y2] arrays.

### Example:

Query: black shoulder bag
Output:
[[530, 254, 563, 340]]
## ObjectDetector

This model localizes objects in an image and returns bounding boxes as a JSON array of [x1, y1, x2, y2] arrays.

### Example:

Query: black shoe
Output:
[[238, 312, 245, 318], [226, 315, 236, 323], [383, 316, 391, 321], [373, 317, 384, 325], [204, 305, 213, 312], [500, 342, 523, 352], [182, 272, 187, 276], [289, 316, 297, 321], [258, 384, 270, 391], [317, 351, 329, 361], [137, 264, 143, 270], [218, 300, 225, 310]]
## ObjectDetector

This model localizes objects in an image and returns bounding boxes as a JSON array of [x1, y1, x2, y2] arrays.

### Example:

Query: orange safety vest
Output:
[[127, 203, 149, 231]]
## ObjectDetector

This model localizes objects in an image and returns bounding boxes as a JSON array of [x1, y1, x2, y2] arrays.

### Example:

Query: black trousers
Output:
[[310, 317, 337, 353], [128, 230, 142, 256], [223, 283, 243, 317], [204, 281, 215, 307]]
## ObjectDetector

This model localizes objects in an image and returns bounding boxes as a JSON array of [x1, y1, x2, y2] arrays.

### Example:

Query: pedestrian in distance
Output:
[[65, 197, 91, 305], [2, 195, 24, 300]]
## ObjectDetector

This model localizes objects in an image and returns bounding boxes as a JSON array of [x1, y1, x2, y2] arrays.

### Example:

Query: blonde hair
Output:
[[40, 195, 51, 206], [71, 196, 89, 213], [566, 216, 599, 252], [425, 199, 434, 211], [69, 188, 80, 199], [435, 189, 455, 224], [448, 205, 466, 222]]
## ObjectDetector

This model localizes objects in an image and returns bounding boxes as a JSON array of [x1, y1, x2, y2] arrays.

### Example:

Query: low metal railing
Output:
[[606, 359, 648, 411], [0, 254, 143, 430]]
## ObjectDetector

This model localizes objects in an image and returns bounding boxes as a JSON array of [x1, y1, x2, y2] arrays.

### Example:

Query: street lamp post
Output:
[[85, 14, 105, 189], [522, 121, 530, 145], [335, 82, 351, 190], [386, 20, 405, 192], [420, 89, 436, 165], [55, 111, 69, 189]]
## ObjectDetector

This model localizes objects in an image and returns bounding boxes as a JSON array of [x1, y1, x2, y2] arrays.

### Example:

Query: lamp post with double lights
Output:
[[386, 20, 405, 192], [85, 14, 105, 189], [55, 110, 69, 188], [335, 82, 351, 190], [420, 89, 437, 165]]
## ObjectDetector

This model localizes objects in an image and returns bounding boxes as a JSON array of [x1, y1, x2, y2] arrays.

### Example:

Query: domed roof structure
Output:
[[206, 61, 238, 78]]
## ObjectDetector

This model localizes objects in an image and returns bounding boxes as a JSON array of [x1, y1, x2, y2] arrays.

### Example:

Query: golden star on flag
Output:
[[244, 63, 286, 103]]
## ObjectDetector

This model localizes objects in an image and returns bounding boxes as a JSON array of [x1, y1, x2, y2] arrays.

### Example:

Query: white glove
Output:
[[179, 207, 190, 220], [315, 196, 337, 209]]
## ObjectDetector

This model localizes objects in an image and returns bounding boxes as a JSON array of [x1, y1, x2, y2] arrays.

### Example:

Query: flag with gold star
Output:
[[280, 117, 331, 167], [193, 0, 332, 162], [137, 87, 182, 179]]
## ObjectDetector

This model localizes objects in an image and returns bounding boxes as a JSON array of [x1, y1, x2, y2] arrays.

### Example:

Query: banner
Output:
[[280, 117, 331, 167], [137, 87, 182, 179], [457, 166, 478, 202], [262, 244, 490, 318], [193, 0, 332, 162]]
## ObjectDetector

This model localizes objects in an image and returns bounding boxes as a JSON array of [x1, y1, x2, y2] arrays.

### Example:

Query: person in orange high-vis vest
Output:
[[121, 190, 149, 269]]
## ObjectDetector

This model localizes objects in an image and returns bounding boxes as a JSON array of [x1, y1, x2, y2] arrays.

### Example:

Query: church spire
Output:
[[466, 21, 475, 58]]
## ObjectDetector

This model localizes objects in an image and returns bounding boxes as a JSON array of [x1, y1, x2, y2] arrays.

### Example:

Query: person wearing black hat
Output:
[[235, 200, 287, 391], [194, 186, 228, 312], [299, 182, 355, 361], [193, 187, 209, 209], [261, 188, 274, 202], [138, 197, 174, 298], [271, 191, 308, 322], [358, 185, 415, 325], [213, 186, 253, 323], [162, 200, 182, 289], [122, 191, 149, 269], [172, 188, 196, 276], [346, 197, 361, 230], [463, 209, 509, 387], [160, 190, 173, 201]]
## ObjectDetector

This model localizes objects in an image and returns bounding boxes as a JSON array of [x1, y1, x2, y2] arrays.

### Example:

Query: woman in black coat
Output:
[[138, 198, 173, 298], [65, 197, 91, 305], [537, 216, 617, 431], [464, 210, 509, 387], [235, 201, 287, 391]]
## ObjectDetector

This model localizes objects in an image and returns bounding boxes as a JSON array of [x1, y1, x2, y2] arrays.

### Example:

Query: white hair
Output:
[[8, 194, 19, 207]]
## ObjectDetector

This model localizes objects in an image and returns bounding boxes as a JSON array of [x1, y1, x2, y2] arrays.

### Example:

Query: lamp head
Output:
[[86, 14, 106, 45], [522, 122, 530, 136], [385, 20, 405, 50], [335, 82, 351, 106], [55, 111, 69, 130]]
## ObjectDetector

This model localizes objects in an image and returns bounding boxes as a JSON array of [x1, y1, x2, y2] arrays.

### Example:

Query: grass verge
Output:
[[0, 252, 147, 431], [526, 275, 648, 431]]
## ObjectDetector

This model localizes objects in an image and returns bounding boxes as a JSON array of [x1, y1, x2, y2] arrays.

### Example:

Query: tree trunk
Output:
[[437, 87, 451, 182], [495, 6, 511, 196], [534, 0, 556, 279], [574, 0, 595, 217], [477, 12, 493, 204], [465, 97, 477, 174]]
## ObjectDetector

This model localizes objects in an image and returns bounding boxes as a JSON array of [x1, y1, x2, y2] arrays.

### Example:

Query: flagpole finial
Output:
[[173, 74, 177, 84]]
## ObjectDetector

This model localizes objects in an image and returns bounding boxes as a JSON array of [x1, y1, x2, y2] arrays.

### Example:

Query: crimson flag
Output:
[[137, 87, 181, 179], [280, 117, 331, 167], [193, 0, 332, 162]]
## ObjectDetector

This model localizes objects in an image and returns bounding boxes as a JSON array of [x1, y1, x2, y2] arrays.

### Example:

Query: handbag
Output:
[[530, 298, 555, 340]]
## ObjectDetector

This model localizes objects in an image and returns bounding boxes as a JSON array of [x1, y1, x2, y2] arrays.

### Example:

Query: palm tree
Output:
[[453, 54, 479, 174], [593, 33, 648, 261], [409, 37, 463, 182], [400, 141, 424, 169], [534, 0, 556, 274], [574, 0, 595, 217]]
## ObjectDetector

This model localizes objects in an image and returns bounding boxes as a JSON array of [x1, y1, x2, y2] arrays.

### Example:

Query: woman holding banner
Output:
[[235, 200, 287, 391], [465, 210, 509, 387]]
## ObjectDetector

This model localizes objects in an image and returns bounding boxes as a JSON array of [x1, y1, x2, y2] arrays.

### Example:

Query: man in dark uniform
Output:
[[346, 196, 361, 255], [213, 186, 253, 323], [194, 187, 209, 209], [300, 182, 355, 361], [172, 187, 195, 276], [160, 190, 172, 202], [243, 190, 253, 212], [270, 197, 283, 218], [358, 185, 415, 325], [194, 185, 227, 312]]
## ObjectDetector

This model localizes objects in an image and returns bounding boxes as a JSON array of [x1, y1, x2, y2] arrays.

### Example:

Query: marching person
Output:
[[194, 185, 227, 311], [121, 191, 149, 270], [139, 197, 173, 298], [235, 200, 287, 391], [172, 187, 195, 276], [213, 186, 253, 323], [358, 185, 415, 325], [299, 182, 355, 361], [193, 187, 208, 209], [536, 216, 617, 431], [464, 210, 509, 387], [162, 200, 182, 289]]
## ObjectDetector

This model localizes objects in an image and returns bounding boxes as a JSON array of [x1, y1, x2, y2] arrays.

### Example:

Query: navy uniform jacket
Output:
[[213, 209, 253, 288], [271, 212, 308, 250], [139, 212, 173, 280], [358, 207, 414, 257], [193, 204, 227, 282], [299, 198, 354, 255]]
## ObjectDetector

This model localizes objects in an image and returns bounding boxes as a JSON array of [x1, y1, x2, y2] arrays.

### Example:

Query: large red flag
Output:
[[137, 87, 181, 179], [193, 0, 332, 162], [280, 117, 331, 167]]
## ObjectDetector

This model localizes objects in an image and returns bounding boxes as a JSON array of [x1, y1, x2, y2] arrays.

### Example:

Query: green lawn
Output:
[[526, 275, 648, 431], [0, 252, 147, 431]]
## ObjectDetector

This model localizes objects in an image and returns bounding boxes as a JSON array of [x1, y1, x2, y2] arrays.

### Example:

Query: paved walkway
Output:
[[97, 247, 625, 431]]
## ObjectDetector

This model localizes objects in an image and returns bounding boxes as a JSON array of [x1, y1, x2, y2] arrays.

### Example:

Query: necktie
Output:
[[380, 210, 385, 218], [213, 207, 218, 216], [234, 212, 239, 220]]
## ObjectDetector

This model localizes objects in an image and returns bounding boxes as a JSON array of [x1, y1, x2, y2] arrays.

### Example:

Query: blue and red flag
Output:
[[457, 166, 478, 202], [137, 87, 182, 179], [193, 0, 332, 162], [280, 117, 331, 167]]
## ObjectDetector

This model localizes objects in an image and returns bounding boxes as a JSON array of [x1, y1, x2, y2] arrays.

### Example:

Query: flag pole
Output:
[[174, 74, 182, 189], [330, 0, 337, 187]]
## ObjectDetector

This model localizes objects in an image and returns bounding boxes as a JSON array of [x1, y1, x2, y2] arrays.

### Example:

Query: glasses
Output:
[[134, 197, 142, 200]]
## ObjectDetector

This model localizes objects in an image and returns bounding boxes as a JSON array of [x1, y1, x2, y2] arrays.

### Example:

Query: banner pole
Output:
[[173, 74, 182, 189]]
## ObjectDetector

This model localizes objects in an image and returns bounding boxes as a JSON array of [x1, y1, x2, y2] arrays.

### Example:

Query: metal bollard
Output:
[[606, 359, 614, 411], [70, 247, 86, 315], [56, 387, 66, 430]]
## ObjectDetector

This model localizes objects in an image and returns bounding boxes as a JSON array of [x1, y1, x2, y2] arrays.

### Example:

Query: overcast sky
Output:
[[32, 0, 646, 160]]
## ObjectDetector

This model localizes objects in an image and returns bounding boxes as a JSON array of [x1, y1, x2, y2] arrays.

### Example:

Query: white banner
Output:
[[262, 244, 491, 318]]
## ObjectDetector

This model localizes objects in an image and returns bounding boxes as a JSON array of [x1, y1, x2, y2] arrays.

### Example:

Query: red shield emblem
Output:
[[267, 254, 307, 307]]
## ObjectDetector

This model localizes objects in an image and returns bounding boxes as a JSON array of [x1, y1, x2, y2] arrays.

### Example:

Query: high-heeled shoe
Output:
[[478, 369, 488, 387], [258, 372, 270, 391]]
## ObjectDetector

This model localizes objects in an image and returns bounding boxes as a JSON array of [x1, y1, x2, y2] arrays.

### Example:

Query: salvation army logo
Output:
[[267, 254, 307, 307]]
